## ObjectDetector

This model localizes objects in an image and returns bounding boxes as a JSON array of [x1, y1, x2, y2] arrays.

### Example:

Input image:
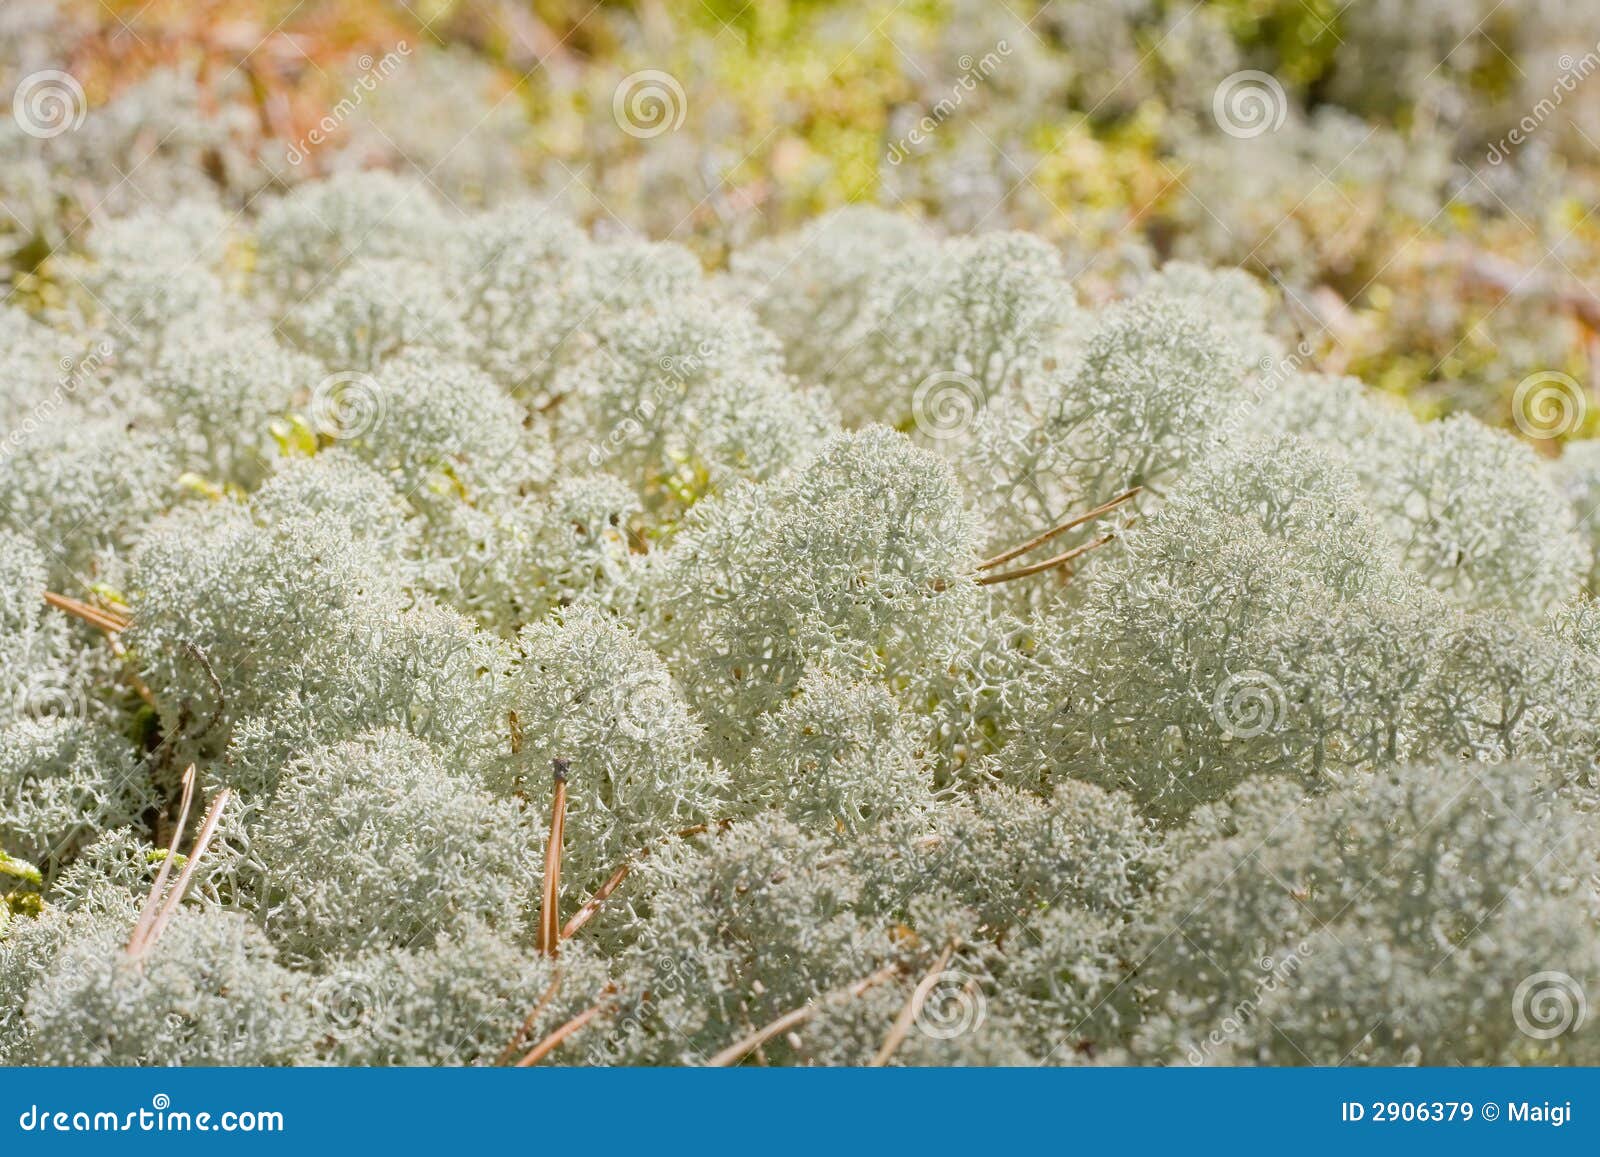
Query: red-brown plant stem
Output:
[[561, 862, 631, 940], [869, 942, 957, 1066], [495, 973, 564, 1066], [537, 759, 569, 956], [976, 531, 1118, 585], [43, 590, 130, 633], [143, 788, 232, 949], [127, 764, 197, 957], [977, 486, 1141, 571], [705, 963, 902, 1067], [514, 989, 615, 1067]]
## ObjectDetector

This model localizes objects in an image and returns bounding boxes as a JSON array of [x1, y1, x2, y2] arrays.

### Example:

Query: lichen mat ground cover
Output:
[[4, 0, 1600, 1069]]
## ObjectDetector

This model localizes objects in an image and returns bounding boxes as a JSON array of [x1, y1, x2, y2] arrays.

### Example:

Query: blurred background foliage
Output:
[[5, 0, 1600, 435]]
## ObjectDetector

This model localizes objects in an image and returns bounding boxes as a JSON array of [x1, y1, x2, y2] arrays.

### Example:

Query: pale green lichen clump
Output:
[[3, 176, 1599, 1067]]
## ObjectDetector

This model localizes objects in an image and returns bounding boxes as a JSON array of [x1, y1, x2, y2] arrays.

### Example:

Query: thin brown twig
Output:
[[181, 641, 226, 742], [737, 1002, 769, 1066], [105, 634, 158, 708], [143, 788, 232, 949], [975, 531, 1119, 586], [44, 592, 156, 705], [547, 816, 729, 947], [561, 862, 631, 941], [44, 591, 129, 631], [674, 818, 734, 840], [557, 818, 735, 944], [844, 966, 903, 999], [977, 486, 1142, 571], [127, 764, 197, 957], [869, 942, 956, 1067], [705, 963, 902, 1067], [557, 818, 737, 943], [514, 990, 613, 1067], [43, 590, 130, 633], [537, 759, 569, 956], [705, 1006, 814, 1068], [494, 972, 564, 1066]]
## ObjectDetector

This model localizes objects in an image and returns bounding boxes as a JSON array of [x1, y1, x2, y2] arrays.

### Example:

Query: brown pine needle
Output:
[[674, 818, 734, 840], [561, 862, 631, 940], [127, 764, 197, 957], [846, 964, 905, 998], [869, 942, 956, 1066], [143, 788, 232, 949], [554, 820, 731, 946], [495, 972, 564, 1066], [977, 486, 1141, 571], [44, 593, 153, 705], [106, 634, 157, 708], [43, 590, 130, 633], [514, 991, 612, 1067], [705, 1006, 815, 1068], [976, 531, 1118, 585], [537, 759, 569, 956], [705, 963, 902, 1067]]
